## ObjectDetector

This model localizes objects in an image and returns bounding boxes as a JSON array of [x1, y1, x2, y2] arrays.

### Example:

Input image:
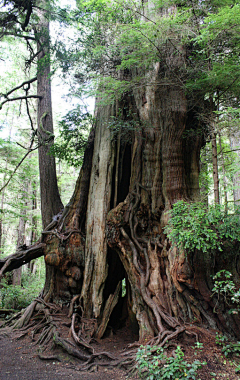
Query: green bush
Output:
[[0, 263, 45, 310], [0, 283, 29, 309], [212, 270, 240, 314], [136, 345, 205, 380], [164, 201, 240, 253], [215, 333, 240, 373]]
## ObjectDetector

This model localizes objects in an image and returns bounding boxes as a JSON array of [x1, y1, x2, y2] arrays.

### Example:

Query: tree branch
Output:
[[0, 95, 41, 109], [25, 98, 36, 132], [0, 144, 40, 193], [3, 76, 37, 98], [0, 31, 36, 41], [0, 242, 45, 280]]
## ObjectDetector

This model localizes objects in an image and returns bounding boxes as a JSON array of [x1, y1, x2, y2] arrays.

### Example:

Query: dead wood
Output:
[[0, 243, 45, 279], [68, 294, 80, 318], [96, 281, 121, 339], [12, 300, 38, 329], [53, 331, 91, 361]]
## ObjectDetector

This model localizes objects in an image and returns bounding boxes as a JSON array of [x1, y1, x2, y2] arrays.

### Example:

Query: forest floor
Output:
[[0, 318, 240, 380]]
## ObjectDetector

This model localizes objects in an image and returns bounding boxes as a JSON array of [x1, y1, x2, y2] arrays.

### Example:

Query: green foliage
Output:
[[107, 111, 141, 141], [164, 201, 240, 253], [51, 106, 91, 167], [221, 341, 240, 358], [215, 332, 240, 373], [187, 3, 240, 98], [64, 0, 240, 107], [136, 344, 205, 380], [122, 278, 126, 297], [212, 270, 240, 314], [192, 341, 203, 355], [0, 260, 45, 310], [0, 283, 28, 310]]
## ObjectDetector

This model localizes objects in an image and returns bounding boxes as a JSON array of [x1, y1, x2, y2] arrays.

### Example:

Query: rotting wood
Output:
[[96, 281, 121, 339], [0, 243, 45, 280]]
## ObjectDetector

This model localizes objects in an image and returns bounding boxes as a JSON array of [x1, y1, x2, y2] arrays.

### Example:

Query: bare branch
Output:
[[0, 144, 40, 193], [0, 32, 36, 41], [0, 94, 41, 110], [1, 76, 37, 98], [25, 97, 36, 132], [0, 243, 45, 280], [16, 142, 29, 149]]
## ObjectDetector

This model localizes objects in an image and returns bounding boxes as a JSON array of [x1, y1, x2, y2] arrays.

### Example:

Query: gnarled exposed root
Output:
[[71, 313, 94, 354], [0, 292, 202, 376]]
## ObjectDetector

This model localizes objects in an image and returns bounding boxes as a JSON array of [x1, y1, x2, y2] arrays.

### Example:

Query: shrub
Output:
[[0, 263, 45, 310], [136, 344, 205, 380], [164, 201, 240, 253], [212, 270, 240, 314]]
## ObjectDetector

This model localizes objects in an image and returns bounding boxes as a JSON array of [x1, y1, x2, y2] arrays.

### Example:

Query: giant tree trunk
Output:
[[2, 3, 240, 345], [41, 60, 240, 342]]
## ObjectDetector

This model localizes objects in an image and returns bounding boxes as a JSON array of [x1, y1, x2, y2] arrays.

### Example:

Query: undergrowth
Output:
[[0, 260, 45, 310], [164, 201, 240, 253], [136, 344, 206, 380], [215, 333, 240, 374]]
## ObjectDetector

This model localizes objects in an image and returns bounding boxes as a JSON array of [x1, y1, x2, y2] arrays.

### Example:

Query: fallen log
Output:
[[0, 243, 45, 280]]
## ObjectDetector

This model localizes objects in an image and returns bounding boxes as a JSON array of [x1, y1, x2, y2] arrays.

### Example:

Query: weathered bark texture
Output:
[[2, 3, 240, 346], [36, 3, 63, 300], [218, 133, 228, 212], [37, 46, 240, 342], [230, 133, 240, 206], [211, 126, 220, 204], [36, 4, 63, 230]]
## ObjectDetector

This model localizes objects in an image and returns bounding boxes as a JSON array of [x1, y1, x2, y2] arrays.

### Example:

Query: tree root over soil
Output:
[[0, 296, 199, 375]]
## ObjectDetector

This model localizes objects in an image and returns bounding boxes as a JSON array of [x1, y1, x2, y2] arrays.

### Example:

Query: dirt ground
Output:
[[0, 318, 240, 380]]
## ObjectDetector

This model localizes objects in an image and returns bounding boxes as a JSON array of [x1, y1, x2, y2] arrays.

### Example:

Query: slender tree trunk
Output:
[[218, 133, 228, 212], [0, 189, 5, 254], [29, 179, 38, 272], [30, 179, 38, 245], [0, 127, 12, 254], [36, 2, 63, 300], [36, 3, 63, 229], [12, 181, 28, 286], [229, 133, 240, 206], [211, 125, 220, 204]]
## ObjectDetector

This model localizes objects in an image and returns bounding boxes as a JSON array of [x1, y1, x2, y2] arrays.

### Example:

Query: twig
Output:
[[0, 95, 41, 110], [0, 144, 40, 193], [1, 77, 37, 98]]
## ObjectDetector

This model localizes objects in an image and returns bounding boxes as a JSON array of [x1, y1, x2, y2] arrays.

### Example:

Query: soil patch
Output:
[[0, 319, 239, 380]]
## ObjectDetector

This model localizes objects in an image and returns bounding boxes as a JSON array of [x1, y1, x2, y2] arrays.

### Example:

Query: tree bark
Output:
[[36, 2, 63, 300], [36, 3, 63, 230], [26, 30, 240, 341], [211, 125, 220, 205], [12, 180, 28, 286], [218, 133, 228, 212], [2, 0, 240, 345], [229, 132, 240, 206]]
